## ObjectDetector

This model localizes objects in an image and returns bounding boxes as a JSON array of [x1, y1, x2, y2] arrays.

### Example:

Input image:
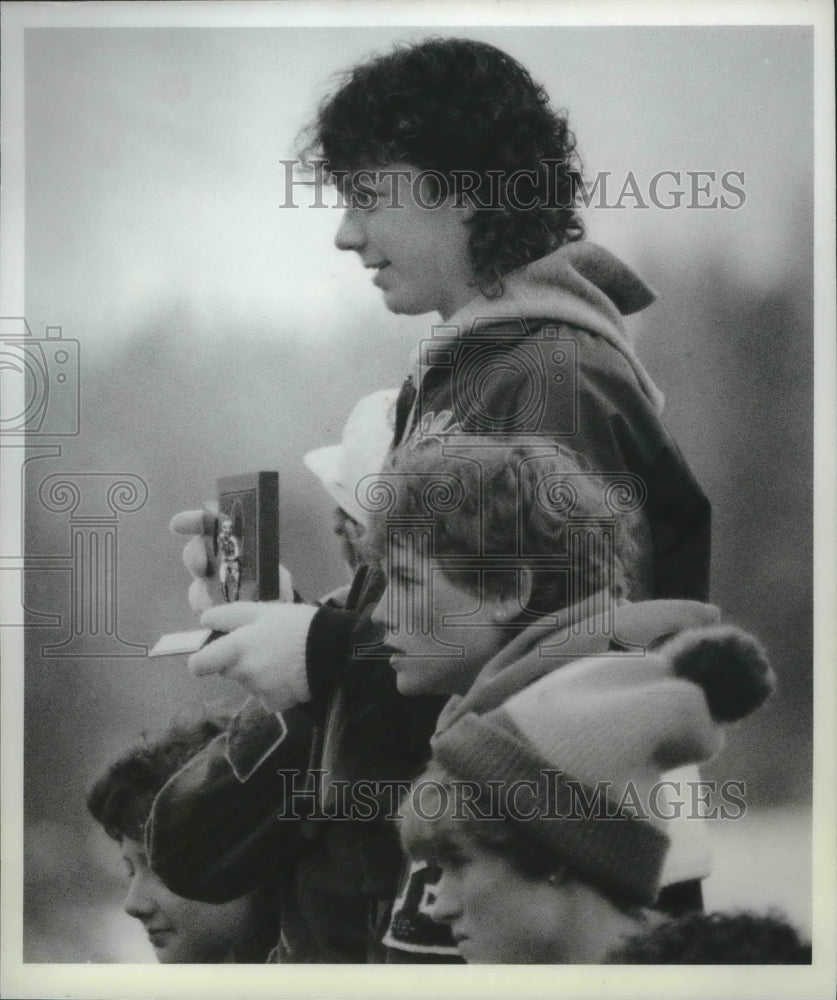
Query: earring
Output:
[[491, 609, 507, 623], [545, 868, 566, 886]]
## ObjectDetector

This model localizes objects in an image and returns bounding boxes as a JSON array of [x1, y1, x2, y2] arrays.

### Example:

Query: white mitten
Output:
[[187, 601, 318, 712]]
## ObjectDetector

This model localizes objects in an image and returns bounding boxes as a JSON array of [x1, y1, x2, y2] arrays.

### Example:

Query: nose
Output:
[[424, 870, 462, 925], [334, 208, 365, 252], [124, 871, 157, 921]]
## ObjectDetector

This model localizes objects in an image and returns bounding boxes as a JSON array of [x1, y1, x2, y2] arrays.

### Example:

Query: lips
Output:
[[363, 260, 391, 286], [388, 652, 409, 670], [146, 926, 174, 948]]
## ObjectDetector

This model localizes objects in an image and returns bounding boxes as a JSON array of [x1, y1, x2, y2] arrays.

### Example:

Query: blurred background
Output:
[[17, 25, 812, 960]]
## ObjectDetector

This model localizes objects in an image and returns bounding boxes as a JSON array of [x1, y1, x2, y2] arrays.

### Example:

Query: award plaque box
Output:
[[216, 471, 280, 601], [149, 470, 279, 657]]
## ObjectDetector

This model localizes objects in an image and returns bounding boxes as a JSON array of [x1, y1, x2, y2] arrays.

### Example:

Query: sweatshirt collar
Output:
[[407, 241, 665, 416]]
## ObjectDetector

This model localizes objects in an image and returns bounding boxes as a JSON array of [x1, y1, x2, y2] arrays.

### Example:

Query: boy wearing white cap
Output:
[[303, 388, 399, 587]]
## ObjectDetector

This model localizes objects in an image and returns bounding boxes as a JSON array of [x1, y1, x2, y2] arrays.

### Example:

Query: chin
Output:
[[394, 670, 431, 695], [382, 292, 435, 316]]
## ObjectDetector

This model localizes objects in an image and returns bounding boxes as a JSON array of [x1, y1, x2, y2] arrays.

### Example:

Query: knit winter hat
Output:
[[431, 625, 774, 906], [303, 388, 398, 527]]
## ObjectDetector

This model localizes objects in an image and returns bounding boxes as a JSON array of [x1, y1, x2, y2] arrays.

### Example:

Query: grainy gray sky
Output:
[[24, 25, 811, 350]]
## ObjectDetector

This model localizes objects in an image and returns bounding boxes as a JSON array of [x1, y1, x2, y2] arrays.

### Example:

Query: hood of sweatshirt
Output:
[[409, 241, 665, 414], [433, 596, 721, 736]]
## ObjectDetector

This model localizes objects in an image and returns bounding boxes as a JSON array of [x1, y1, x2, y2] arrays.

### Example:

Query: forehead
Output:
[[339, 161, 419, 183], [403, 800, 475, 862], [338, 162, 442, 207]]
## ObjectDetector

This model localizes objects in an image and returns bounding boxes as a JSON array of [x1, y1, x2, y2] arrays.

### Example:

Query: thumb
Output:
[[188, 578, 216, 614], [200, 600, 263, 632], [170, 504, 219, 537]]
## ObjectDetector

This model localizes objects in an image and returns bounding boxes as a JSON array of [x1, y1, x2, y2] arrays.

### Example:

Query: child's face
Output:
[[423, 836, 569, 963], [334, 163, 476, 320], [371, 536, 510, 695], [120, 837, 258, 963]]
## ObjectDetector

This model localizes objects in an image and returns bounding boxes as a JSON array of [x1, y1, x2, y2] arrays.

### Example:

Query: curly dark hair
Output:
[[607, 909, 812, 964], [299, 36, 585, 297], [87, 709, 231, 843]]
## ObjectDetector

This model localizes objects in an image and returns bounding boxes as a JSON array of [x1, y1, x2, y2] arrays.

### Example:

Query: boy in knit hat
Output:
[[364, 437, 720, 958], [398, 625, 774, 963]]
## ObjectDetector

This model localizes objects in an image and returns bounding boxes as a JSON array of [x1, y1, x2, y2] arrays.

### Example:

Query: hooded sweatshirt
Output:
[[390, 241, 710, 601]]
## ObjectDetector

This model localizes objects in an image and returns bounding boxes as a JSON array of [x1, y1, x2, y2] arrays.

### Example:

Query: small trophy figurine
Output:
[[150, 471, 279, 657], [216, 517, 242, 602]]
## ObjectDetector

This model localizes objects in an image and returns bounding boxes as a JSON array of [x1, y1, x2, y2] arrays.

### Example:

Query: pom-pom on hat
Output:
[[303, 389, 398, 527], [431, 625, 774, 906]]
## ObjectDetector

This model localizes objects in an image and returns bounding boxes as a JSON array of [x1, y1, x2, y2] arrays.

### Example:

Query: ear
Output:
[[490, 568, 533, 623], [545, 864, 571, 888]]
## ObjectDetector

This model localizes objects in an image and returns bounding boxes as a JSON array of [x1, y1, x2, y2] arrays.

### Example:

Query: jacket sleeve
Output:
[[304, 604, 364, 706]]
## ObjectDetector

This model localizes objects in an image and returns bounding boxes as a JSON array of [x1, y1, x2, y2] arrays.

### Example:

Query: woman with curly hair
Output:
[[181, 36, 711, 962], [299, 36, 585, 302]]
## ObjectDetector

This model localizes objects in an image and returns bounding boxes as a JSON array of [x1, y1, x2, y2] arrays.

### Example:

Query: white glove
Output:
[[170, 507, 295, 613], [187, 600, 318, 712]]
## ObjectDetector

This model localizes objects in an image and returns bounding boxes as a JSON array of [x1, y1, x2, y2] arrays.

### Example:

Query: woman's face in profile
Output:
[[421, 836, 569, 963], [120, 837, 260, 963]]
